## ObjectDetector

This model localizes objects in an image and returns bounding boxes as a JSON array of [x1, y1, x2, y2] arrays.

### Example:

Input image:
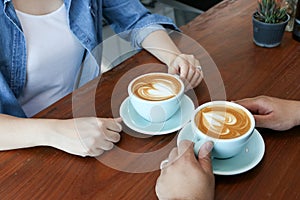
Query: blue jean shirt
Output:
[[0, 0, 177, 117]]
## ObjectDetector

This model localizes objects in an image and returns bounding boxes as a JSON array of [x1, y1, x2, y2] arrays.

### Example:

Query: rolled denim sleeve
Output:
[[103, 0, 179, 48], [130, 24, 167, 49], [0, 72, 26, 117]]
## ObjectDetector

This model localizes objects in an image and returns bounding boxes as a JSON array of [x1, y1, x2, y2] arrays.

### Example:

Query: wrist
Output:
[[141, 30, 181, 66], [12, 117, 55, 147], [29, 118, 64, 147], [165, 53, 181, 67]]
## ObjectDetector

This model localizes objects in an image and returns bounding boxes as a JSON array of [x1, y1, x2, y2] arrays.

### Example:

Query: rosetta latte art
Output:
[[196, 105, 251, 139], [132, 75, 181, 101]]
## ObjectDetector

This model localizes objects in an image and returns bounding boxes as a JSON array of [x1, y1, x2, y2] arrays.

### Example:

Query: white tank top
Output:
[[16, 4, 85, 117]]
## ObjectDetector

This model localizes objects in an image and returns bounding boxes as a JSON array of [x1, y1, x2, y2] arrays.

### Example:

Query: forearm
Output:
[[0, 114, 56, 150], [141, 30, 181, 66], [0, 114, 122, 157]]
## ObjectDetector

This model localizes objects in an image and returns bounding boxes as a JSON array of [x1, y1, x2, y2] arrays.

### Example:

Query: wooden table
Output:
[[1, 0, 299, 199]]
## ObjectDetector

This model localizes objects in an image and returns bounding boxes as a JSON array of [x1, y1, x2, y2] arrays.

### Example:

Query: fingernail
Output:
[[206, 141, 214, 152], [198, 141, 214, 158]]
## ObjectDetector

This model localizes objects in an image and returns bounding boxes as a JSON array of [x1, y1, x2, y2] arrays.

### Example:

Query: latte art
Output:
[[132, 75, 181, 101], [195, 105, 251, 139]]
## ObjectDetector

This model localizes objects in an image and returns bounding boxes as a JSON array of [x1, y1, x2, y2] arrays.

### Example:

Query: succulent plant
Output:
[[254, 0, 288, 23]]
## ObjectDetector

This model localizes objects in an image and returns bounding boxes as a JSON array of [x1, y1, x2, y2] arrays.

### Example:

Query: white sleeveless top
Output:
[[16, 4, 85, 117]]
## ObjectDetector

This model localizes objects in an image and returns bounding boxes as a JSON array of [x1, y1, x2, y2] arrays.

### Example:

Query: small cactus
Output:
[[254, 0, 288, 23]]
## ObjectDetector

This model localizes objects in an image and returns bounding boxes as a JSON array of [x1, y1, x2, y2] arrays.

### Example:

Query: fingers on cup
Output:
[[178, 140, 194, 156], [167, 147, 179, 163], [198, 141, 214, 159], [98, 139, 114, 151], [104, 129, 121, 143], [105, 118, 123, 132]]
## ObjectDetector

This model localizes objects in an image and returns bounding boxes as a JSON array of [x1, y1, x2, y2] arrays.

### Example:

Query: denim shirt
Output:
[[0, 0, 177, 117]]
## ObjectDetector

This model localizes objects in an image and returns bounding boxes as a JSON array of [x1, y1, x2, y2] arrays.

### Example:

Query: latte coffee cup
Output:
[[128, 72, 184, 123], [191, 101, 255, 159]]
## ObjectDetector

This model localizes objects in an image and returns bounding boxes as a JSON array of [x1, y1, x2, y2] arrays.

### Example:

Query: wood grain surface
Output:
[[0, 0, 299, 199]]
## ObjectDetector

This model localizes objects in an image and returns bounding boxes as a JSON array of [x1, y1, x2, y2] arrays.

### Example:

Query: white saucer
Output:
[[120, 95, 195, 135], [177, 123, 265, 175]]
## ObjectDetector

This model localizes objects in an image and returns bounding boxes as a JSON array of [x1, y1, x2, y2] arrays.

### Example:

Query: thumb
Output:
[[197, 141, 214, 173], [168, 59, 179, 75], [114, 117, 122, 123], [113, 117, 123, 131]]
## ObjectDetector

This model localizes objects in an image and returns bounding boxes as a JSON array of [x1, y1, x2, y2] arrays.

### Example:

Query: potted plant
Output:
[[252, 0, 290, 47]]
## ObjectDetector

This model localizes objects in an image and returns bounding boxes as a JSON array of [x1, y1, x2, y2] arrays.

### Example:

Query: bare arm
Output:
[[0, 114, 50, 150], [141, 30, 181, 66], [0, 114, 122, 156]]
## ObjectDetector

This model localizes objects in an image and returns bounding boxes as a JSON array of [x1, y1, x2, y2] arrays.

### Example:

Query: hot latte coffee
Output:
[[128, 73, 184, 122], [131, 74, 182, 101], [195, 105, 251, 139]]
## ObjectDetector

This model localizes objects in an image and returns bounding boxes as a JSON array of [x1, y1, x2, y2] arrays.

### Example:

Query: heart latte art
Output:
[[195, 105, 251, 139], [131, 74, 181, 101]]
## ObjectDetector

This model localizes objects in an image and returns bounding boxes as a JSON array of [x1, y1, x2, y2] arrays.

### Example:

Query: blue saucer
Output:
[[178, 122, 265, 175], [120, 95, 195, 135]]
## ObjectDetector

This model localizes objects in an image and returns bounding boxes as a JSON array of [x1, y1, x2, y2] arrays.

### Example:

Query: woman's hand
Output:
[[142, 30, 203, 89], [168, 53, 203, 89], [53, 117, 122, 157]]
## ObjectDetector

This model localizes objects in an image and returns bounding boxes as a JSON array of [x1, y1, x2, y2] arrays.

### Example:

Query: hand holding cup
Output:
[[191, 101, 255, 159]]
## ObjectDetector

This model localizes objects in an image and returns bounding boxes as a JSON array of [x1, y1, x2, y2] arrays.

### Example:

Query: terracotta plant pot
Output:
[[252, 12, 290, 48]]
